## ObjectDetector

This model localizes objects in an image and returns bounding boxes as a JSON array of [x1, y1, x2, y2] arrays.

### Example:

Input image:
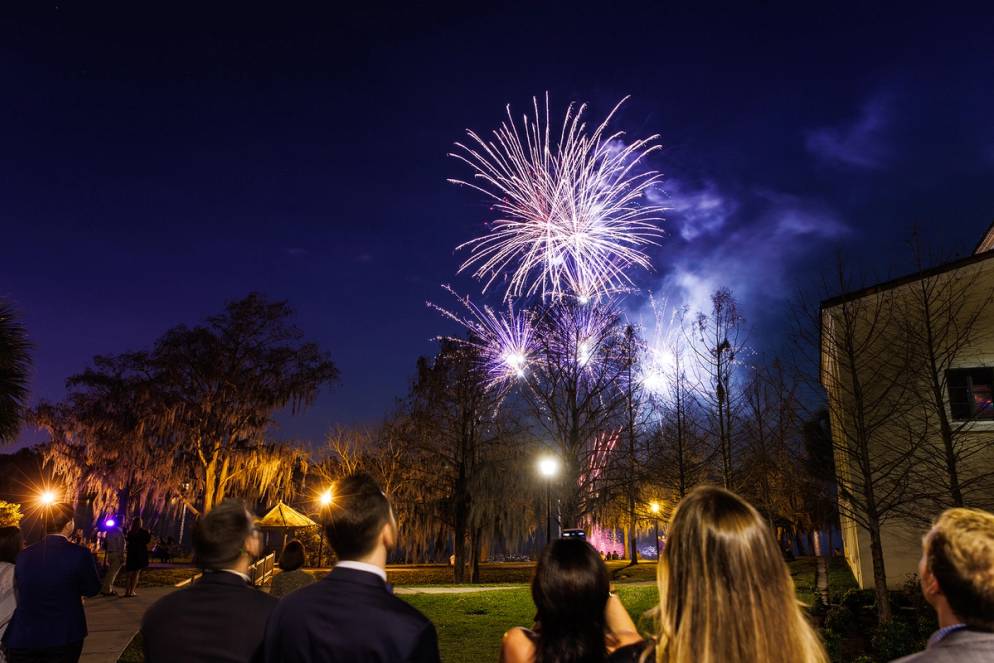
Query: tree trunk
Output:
[[813, 529, 830, 603], [470, 526, 482, 584], [867, 517, 892, 622], [453, 468, 468, 583]]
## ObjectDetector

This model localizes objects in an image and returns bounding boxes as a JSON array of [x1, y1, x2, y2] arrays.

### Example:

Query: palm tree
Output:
[[0, 301, 31, 443]]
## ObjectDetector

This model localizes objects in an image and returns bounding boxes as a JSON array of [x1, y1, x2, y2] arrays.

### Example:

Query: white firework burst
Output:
[[450, 94, 667, 302]]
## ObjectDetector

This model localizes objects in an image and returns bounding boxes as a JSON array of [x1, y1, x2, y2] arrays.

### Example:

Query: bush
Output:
[[871, 620, 916, 662], [824, 605, 858, 634], [841, 588, 875, 611]]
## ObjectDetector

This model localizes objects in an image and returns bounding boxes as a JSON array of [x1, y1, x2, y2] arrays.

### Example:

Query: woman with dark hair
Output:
[[124, 517, 151, 597], [270, 539, 315, 598], [500, 539, 645, 663], [0, 526, 22, 663]]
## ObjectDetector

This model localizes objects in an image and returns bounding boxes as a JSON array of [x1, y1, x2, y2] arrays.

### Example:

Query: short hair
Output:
[[324, 473, 391, 561], [46, 502, 75, 534], [192, 499, 255, 571], [0, 526, 21, 564], [279, 539, 306, 571], [927, 507, 994, 629]]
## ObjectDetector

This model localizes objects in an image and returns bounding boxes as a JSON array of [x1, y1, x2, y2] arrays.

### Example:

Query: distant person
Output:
[[141, 499, 277, 663], [650, 486, 827, 663], [0, 526, 22, 663], [100, 519, 125, 596], [2, 503, 101, 663], [892, 508, 994, 662], [264, 472, 440, 662], [123, 517, 151, 597], [270, 540, 315, 598], [500, 539, 645, 663]]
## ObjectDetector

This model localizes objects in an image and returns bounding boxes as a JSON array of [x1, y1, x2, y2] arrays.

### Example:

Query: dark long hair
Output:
[[532, 539, 609, 663]]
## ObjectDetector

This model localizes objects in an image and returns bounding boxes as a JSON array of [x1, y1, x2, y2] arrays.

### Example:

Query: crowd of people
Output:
[[0, 473, 991, 663]]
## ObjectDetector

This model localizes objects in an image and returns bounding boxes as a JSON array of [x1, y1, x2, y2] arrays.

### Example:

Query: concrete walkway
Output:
[[81, 588, 174, 663]]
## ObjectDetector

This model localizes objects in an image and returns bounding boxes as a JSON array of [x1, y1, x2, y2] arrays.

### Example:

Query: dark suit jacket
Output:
[[1, 535, 101, 649], [893, 628, 994, 663], [142, 571, 278, 663], [263, 566, 440, 663]]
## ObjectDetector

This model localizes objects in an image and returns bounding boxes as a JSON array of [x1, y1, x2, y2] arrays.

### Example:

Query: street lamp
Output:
[[38, 490, 57, 506], [649, 501, 661, 560], [316, 488, 333, 567], [537, 456, 559, 545]]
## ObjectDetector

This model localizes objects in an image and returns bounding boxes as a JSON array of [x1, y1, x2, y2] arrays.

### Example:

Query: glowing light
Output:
[[650, 501, 660, 515], [428, 286, 535, 390], [537, 456, 559, 479], [450, 94, 666, 301], [319, 489, 333, 507], [39, 490, 57, 506], [105, 518, 116, 528]]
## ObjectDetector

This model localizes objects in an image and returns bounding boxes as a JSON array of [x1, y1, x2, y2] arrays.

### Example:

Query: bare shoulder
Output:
[[500, 627, 536, 663]]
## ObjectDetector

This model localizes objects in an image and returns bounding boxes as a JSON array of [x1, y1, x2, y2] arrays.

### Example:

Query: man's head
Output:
[[918, 507, 994, 630], [192, 499, 261, 572], [324, 473, 396, 563], [45, 502, 75, 535]]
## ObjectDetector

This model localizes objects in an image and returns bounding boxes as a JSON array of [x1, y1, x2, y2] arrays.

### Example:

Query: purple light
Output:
[[105, 518, 116, 528]]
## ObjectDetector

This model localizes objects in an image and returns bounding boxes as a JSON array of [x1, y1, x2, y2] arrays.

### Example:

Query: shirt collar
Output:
[[218, 569, 252, 583], [929, 623, 967, 648], [335, 560, 387, 582]]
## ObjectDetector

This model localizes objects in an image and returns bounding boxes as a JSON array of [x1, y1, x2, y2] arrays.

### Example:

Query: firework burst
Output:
[[427, 286, 535, 390], [638, 293, 684, 397], [450, 94, 666, 302]]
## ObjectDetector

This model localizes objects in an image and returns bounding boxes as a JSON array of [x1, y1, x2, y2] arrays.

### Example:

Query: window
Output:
[[947, 368, 994, 420]]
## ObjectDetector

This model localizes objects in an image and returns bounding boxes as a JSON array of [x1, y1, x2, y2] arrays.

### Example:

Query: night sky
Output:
[[3, 4, 993, 447]]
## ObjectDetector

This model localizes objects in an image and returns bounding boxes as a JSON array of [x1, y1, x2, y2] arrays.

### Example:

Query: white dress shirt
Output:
[[335, 560, 387, 582]]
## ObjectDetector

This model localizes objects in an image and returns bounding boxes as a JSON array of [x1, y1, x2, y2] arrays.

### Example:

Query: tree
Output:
[[0, 301, 31, 444], [899, 238, 994, 511], [812, 263, 925, 622], [688, 289, 746, 488], [35, 293, 337, 518], [520, 300, 628, 528], [0, 500, 22, 527]]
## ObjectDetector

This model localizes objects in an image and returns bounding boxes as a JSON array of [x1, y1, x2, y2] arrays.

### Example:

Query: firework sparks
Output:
[[450, 94, 666, 302], [638, 294, 684, 397], [427, 286, 535, 389]]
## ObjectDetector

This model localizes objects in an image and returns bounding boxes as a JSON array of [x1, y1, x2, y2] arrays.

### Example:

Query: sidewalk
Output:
[[81, 587, 174, 663]]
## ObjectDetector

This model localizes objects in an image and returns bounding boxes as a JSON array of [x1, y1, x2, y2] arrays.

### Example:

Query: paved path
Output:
[[81, 588, 174, 663]]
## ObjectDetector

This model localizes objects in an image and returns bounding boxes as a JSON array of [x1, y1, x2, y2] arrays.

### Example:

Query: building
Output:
[[820, 223, 994, 589]]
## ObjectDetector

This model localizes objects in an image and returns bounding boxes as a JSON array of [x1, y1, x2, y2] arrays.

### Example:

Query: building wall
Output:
[[822, 255, 994, 590]]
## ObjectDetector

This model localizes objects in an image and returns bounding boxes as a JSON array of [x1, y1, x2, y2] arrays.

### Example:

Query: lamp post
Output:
[[317, 488, 333, 567], [537, 456, 559, 545], [650, 501, 661, 560]]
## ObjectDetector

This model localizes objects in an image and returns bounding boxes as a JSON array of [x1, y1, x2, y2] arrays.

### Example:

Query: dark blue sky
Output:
[[3, 3, 993, 446]]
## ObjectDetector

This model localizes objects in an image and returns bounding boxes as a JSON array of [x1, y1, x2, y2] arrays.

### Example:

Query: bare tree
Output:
[[898, 237, 994, 511], [0, 301, 31, 444], [688, 288, 746, 488], [520, 300, 628, 528], [810, 262, 926, 622]]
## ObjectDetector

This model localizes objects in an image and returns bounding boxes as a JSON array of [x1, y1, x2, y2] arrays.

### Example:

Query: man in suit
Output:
[[142, 500, 277, 663], [2, 502, 101, 663], [893, 507, 994, 662], [263, 473, 440, 663]]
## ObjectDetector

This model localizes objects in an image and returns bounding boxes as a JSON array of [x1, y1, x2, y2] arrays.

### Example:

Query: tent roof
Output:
[[257, 501, 318, 529]]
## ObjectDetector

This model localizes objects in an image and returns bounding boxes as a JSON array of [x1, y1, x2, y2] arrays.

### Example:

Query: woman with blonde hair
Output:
[[652, 485, 827, 663]]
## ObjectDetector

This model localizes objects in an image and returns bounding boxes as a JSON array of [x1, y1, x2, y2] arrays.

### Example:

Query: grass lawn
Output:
[[118, 557, 856, 662]]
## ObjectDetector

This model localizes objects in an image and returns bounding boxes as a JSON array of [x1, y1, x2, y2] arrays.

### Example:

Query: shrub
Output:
[[871, 619, 916, 662], [824, 605, 858, 634]]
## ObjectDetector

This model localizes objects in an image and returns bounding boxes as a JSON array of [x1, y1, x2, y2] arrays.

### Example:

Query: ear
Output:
[[921, 566, 943, 597], [381, 518, 397, 550]]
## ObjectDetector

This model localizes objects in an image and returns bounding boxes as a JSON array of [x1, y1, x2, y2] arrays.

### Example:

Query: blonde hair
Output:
[[927, 507, 994, 630], [653, 486, 827, 663]]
